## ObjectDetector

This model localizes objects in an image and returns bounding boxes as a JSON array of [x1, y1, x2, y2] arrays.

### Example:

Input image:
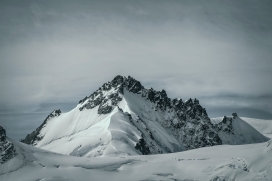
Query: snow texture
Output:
[[241, 117, 272, 138], [1, 137, 272, 181]]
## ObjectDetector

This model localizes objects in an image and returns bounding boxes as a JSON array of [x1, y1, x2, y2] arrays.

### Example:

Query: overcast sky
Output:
[[1, 0, 272, 140]]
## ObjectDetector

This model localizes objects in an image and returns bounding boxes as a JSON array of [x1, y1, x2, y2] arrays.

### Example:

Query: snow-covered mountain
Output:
[[2, 132, 272, 181], [21, 75, 269, 157], [211, 115, 269, 144]]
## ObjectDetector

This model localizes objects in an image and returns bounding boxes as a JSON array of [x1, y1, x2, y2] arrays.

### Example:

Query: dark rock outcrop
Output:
[[0, 126, 17, 164], [232, 113, 238, 119], [135, 138, 151, 155]]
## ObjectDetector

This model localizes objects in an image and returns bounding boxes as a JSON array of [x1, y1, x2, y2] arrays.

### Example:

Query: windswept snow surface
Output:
[[1, 138, 272, 181]]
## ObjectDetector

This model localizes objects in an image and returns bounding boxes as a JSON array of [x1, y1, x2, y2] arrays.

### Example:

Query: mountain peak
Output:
[[110, 75, 142, 89], [78, 75, 145, 113], [77, 75, 209, 120], [111, 75, 125, 87]]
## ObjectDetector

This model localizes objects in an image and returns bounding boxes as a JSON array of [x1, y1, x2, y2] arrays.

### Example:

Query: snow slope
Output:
[[26, 106, 143, 157], [1, 137, 272, 181], [241, 117, 272, 138], [21, 76, 269, 157]]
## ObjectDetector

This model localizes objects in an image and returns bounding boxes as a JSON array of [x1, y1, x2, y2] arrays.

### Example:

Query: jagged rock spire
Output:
[[232, 113, 238, 119], [0, 126, 6, 142], [0, 126, 17, 164]]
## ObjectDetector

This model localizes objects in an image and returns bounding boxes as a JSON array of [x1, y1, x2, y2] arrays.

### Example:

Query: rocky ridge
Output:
[[77, 75, 222, 151], [21, 110, 61, 145]]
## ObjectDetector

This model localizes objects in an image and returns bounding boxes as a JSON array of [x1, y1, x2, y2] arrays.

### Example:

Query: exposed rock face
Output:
[[0, 126, 17, 164], [132, 92, 221, 150], [78, 76, 143, 114], [78, 76, 123, 114], [0, 127, 5, 142], [214, 116, 234, 135], [21, 110, 61, 145], [135, 138, 151, 155]]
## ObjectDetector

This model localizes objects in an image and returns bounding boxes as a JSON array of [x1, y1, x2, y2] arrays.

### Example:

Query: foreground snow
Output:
[[1, 138, 272, 181]]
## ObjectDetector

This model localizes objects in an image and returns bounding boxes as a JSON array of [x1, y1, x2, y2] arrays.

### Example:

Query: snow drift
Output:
[[2, 133, 272, 181]]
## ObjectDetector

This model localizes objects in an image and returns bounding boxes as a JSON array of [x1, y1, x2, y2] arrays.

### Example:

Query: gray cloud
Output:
[[198, 93, 272, 119], [0, 0, 272, 139]]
